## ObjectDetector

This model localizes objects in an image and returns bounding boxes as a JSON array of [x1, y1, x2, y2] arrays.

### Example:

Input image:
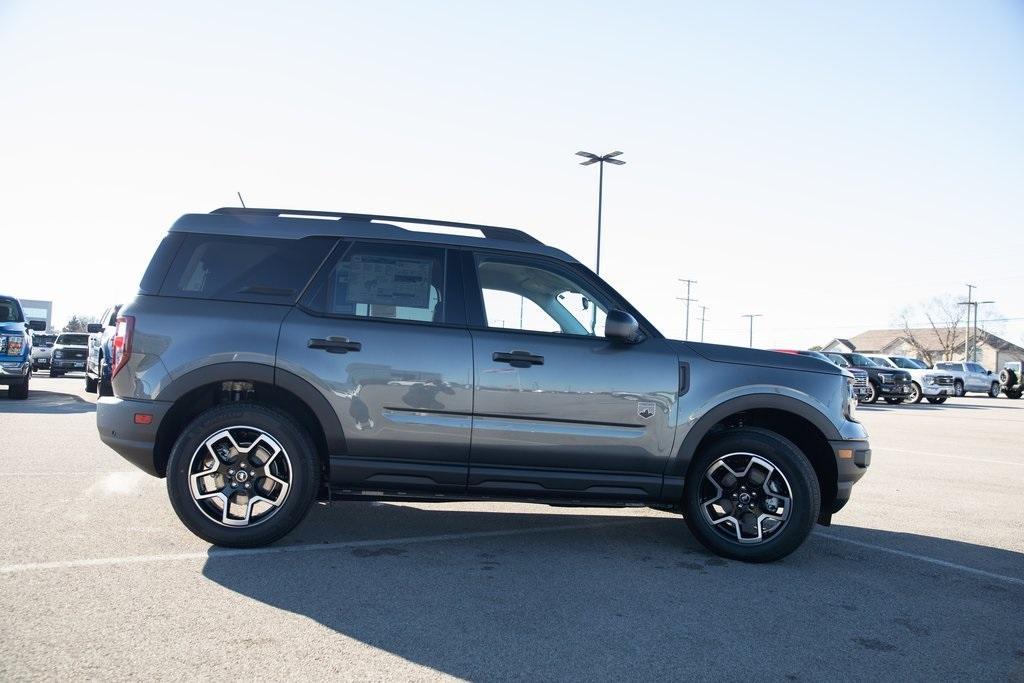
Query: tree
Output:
[[895, 295, 967, 365], [807, 344, 823, 351], [62, 314, 98, 333]]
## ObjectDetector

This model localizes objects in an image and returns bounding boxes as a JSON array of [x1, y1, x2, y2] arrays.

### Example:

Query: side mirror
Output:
[[28, 320, 46, 331], [86, 323, 103, 333], [605, 309, 642, 344]]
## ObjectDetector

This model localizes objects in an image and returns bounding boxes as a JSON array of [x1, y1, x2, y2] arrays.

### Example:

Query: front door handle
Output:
[[493, 350, 544, 368], [308, 337, 362, 354]]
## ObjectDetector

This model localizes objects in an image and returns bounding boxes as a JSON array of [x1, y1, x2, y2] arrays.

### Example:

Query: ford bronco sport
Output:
[[96, 207, 870, 562]]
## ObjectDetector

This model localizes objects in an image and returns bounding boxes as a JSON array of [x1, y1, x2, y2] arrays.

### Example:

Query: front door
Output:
[[277, 241, 473, 492], [463, 251, 681, 500]]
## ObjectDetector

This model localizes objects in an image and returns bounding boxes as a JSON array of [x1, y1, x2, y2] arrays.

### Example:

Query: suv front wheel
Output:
[[683, 427, 820, 563], [166, 403, 319, 547]]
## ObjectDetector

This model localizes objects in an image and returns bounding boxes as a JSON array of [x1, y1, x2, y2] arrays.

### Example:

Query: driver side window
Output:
[[474, 255, 612, 337]]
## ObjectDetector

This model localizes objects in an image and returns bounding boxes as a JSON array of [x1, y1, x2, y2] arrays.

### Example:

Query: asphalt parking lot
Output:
[[1, 375, 1022, 681]]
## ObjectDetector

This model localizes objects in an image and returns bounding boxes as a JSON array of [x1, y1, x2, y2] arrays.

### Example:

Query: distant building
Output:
[[823, 328, 1024, 370], [19, 299, 52, 330]]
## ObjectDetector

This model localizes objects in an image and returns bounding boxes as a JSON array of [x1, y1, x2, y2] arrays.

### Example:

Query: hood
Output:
[[679, 341, 842, 375]]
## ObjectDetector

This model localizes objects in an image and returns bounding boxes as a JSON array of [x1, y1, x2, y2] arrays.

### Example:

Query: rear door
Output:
[[277, 240, 474, 493], [462, 250, 681, 500]]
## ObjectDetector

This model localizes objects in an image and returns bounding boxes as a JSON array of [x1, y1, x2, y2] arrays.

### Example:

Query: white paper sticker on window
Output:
[[344, 255, 432, 308]]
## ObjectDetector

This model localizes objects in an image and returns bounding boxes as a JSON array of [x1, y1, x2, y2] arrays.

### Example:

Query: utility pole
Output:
[[960, 284, 976, 361], [974, 300, 995, 363], [742, 314, 762, 348], [676, 278, 698, 340], [575, 151, 625, 275], [699, 305, 708, 343]]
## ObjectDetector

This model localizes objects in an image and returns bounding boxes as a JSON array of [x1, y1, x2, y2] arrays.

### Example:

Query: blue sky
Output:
[[1, 1, 1021, 350]]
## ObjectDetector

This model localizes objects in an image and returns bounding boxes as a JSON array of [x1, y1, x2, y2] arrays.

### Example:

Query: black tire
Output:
[[908, 382, 923, 404], [8, 376, 29, 400], [989, 382, 1000, 398], [166, 402, 319, 547], [1007, 389, 1022, 400], [50, 370, 63, 378], [926, 396, 947, 404], [84, 374, 98, 393], [953, 380, 964, 397], [683, 427, 820, 563], [98, 356, 113, 396], [864, 381, 879, 404]]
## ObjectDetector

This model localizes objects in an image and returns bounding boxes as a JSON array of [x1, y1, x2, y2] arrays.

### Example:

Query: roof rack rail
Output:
[[211, 207, 541, 244]]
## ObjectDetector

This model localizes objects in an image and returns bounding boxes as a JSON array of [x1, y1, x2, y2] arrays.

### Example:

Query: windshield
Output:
[[0, 297, 24, 323], [891, 356, 927, 369], [33, 334, 56, 347], [869, 356, 897, 368], [824, 353, 851, 367], [850, 353, 878, 366], [56, 334, 90, 346]]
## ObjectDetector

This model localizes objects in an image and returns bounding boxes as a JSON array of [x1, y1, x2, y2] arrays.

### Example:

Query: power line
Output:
[[676, 278, 697, 340]]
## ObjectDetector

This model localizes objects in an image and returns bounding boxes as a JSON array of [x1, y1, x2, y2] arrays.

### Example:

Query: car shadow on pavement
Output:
[[201, 503, 1024, 680], [858, 403, 995, 411], [0, 389, 95, 414]]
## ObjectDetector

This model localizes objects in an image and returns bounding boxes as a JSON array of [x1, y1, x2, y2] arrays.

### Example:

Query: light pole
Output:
[[742, 314, 762, 348], [960, 284, 976, 361], [576, 150, 625, 275], [676, 278, 697, 340]]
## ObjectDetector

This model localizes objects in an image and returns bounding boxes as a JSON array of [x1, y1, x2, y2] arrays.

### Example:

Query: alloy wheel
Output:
[[699, 452, 792, 544], [188, 426, 292, 527]]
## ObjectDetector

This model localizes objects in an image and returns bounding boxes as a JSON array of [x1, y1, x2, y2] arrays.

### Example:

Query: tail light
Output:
[[111, 315, 135, 379]]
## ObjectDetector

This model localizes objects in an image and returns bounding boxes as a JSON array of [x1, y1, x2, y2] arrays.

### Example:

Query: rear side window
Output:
[[160, 235, 336, 304], [302, 241, 446, 323]]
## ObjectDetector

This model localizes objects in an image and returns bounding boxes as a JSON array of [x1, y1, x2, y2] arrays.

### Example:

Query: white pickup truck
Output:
[[866, 355, 955, 404], [931, 360, 1002, 398]]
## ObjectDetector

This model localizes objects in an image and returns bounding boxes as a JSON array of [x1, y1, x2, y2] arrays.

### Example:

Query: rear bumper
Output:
[[0, 360, 30, 384], [829, 439, 870, 514], [96, 396, 172, 477]]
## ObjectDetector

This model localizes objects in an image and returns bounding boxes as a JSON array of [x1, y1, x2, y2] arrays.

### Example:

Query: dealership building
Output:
[[19, 299, 53, 330]]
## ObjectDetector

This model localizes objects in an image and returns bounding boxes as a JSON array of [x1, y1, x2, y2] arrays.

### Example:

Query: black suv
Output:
[[95, 207, 869, 562], [824, 352, 912, 404]]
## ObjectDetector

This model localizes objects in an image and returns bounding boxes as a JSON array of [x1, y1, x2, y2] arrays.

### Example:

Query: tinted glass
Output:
[[161, 234, 335, 303], [824, 353, 850, 367], [0, 297, 23, 323], [304, 242, 445, 323], [850, 354, 877, 366], [474, 255, 611, 337], [869, 356, 896, 368], [968, 363, 986, 373], [56, 334, 90, 345]]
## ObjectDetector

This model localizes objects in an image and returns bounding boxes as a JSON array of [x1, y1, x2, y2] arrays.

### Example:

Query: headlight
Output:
[[924, 374, 937, 384], [879, 373, 893, 383], [54, 350, 63, 359]]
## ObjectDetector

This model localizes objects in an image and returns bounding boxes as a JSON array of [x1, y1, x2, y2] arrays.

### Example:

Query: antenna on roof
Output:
[[237, 192, 247, 208]]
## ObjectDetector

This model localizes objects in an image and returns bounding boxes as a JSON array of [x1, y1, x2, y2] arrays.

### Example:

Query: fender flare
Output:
[[156, 362, 346, 454], [669, 393, 841, 477]]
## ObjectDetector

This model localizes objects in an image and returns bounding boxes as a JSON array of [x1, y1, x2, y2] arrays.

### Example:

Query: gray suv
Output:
[[96, 207, 870, 562]]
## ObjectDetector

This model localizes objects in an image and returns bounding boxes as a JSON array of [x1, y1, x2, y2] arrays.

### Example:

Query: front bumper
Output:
[[32, 356, 50, 368], [878, 382, 912, 397], [828, 439, 870, 515], [920, 383, 950, 397], [51, 358, 88, 371], [0, 360, 30, 384], [96, 397, 172, 477]]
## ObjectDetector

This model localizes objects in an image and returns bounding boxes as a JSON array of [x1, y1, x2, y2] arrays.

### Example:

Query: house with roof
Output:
[[823, 328, 1024, 370]]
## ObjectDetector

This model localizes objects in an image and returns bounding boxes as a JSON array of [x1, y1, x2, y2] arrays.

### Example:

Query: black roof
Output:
[[169, 207, 577, 263]]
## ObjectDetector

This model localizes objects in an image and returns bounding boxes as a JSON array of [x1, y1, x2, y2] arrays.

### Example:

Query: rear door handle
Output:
[[308, 337, 362, 353], [493, 350, 544, 368]]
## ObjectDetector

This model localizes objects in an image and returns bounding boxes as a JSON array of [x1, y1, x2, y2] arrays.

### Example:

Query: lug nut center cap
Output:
[[738, 493, 751, 505], [234, 470, 249, 484]]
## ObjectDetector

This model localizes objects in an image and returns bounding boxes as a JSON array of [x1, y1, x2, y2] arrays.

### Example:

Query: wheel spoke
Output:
[[699, 451, 793, 546]]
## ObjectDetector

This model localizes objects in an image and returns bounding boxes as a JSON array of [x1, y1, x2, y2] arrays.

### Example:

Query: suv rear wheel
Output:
[[166, 403, 319, 547], [682, 427, 820, 563]]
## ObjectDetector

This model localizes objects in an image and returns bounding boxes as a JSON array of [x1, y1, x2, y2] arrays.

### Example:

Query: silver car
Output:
[[96, 207, 870, 562]]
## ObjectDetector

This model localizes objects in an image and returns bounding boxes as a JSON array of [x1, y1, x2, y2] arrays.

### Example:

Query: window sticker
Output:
[[342, 255, 433, 308]]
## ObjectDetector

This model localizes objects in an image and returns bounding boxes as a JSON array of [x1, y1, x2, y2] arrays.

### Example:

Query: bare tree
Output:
[[895, 295, 968, 365]]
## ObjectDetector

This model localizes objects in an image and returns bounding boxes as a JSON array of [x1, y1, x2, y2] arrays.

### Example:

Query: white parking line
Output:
[[875, 447, 1019, 467], [815, 532, 1024, 587], [0, 520, 634, 574]]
